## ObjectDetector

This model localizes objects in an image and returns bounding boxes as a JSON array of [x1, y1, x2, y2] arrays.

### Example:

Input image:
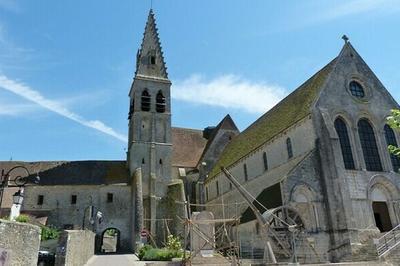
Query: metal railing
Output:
[[376, 224, 400, 257]]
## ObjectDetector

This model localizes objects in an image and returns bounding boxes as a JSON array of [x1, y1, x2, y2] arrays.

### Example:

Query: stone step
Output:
[[191, 255, 232, 265]]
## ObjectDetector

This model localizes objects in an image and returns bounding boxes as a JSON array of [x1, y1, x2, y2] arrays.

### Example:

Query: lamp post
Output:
[[0, 165, 40, 218], [82, 205, 103, 231]]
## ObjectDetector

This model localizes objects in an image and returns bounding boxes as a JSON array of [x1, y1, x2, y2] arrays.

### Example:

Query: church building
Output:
[[1, 9, 400, 263]]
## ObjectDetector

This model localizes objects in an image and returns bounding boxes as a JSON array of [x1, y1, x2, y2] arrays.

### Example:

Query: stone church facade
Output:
[[1, 9, 400, 262], [205, 38, 400, 262]]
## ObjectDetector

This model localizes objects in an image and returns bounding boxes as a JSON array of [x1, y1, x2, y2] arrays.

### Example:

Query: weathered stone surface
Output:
[[55, 230, 95, 266], [0, 219, 41, 266], [191, 211, 215, 254]]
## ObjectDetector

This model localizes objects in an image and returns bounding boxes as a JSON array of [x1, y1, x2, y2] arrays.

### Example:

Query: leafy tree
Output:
[[387, 109, 400, 156]]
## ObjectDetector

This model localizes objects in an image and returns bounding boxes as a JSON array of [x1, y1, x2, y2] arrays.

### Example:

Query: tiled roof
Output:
[[208, 58, 337, 179], [0, 160, 129, 186], [172, 127, 207, 168]]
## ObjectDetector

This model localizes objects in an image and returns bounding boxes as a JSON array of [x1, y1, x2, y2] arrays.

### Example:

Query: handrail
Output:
[[377, 223, 400, 243], [375, 224, 400, 256]]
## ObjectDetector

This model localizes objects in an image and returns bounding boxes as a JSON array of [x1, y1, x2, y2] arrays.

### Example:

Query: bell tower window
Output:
[[150, 56, 156, 65], [128, 98, 134, 119], [156, 90, 166, 113], [141, 90, 151, 111]]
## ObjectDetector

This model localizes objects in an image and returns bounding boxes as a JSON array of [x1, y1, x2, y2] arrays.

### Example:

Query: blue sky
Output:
[[1, 0, 400, 161]]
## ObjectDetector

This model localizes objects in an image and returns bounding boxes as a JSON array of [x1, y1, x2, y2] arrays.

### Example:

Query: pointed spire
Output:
[[135, 9, 168, 80]]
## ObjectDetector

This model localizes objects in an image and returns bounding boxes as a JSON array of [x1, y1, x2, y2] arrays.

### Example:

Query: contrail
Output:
[[0, 75, 127, 142]]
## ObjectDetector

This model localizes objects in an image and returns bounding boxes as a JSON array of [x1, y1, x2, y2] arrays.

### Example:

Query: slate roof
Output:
[[196, 115, 239, 168], [172, 127, 208, 168], [135, 9, 168, 79], [0, 160, 129, 186], [208, 58, 337, 179]]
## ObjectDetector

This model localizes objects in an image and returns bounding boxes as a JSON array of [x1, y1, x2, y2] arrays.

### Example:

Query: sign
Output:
[[140, 229, 148, 238]]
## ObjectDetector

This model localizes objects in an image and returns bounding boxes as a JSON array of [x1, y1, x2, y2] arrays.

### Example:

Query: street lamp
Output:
[[12, 190, 24, 205], [0, 165, 40, 217]]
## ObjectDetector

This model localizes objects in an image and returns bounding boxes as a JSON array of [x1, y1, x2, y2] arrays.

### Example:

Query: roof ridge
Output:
[[172, 126, 203, 132]]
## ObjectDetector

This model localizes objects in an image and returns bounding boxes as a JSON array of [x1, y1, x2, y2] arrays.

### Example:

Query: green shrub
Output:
[[106, 228, 117, 236], [142, 248, 182, 261], [166, 234, 182, 251], [15, 214, 30, 223], [138, 244, 152, 260], [41, 226, 60, 241]]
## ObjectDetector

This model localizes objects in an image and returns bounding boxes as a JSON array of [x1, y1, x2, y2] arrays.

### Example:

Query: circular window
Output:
[[349, 81, 365, 98]]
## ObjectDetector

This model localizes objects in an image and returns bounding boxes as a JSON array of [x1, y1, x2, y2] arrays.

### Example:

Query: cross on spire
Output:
[[342, 34, 349, 44]]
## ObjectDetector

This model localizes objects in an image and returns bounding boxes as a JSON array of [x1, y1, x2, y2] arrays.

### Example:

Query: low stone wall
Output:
[[55, 230, 95, 266], [0, 219, 41, 266]]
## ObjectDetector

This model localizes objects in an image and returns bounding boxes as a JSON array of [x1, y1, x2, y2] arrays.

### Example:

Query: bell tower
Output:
[[128, 9, 172, 240]]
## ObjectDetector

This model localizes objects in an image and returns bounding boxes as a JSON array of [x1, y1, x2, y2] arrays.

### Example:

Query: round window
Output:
[[349, 81, 365, 98]]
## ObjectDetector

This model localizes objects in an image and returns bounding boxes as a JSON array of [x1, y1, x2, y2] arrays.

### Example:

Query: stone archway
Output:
[[368, 176, 400, 232], [100, 228, 121, 253], [289, 184, 319, 231], [371, 186, 392, 232]]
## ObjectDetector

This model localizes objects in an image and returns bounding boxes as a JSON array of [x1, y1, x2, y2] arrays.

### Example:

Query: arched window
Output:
[[358, 119, 382, 171], [334, 118, 355, 170], [286, 138, 293, 159], [156, 91, 166, 113], [141, 90, 151, 111], [349, 81, 365, 98], [384, 124, 400, 172], [263, 152, 268, 171]]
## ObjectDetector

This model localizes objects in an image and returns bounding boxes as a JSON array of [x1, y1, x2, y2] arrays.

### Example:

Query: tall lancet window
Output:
[[384, 124, 400, 172], [358, 119, 383, 171], [141, 90, 151, 111], [156, 90, 166, 113], [334, 118, 355, 170], [286, 138, 293, 159]]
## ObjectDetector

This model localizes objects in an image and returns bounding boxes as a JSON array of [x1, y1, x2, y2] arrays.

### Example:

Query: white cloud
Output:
[[317, 0, 400, 22], [172, 74, 286, 114], [0, 102, 37, 116], [0, 75, 127, 142]]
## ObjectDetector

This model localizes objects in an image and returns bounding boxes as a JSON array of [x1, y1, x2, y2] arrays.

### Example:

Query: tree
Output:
[[387, 109, 400, 156]]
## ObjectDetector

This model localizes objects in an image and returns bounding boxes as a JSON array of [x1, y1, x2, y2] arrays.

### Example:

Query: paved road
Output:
[[85, 254, 145, 266]]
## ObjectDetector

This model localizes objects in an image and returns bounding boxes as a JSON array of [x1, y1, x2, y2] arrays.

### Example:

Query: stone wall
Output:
[[0, 219, 41, 266], [205, 117, 316, 203], [22, 184, 132, 251], [55, 230, 95, 266]]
